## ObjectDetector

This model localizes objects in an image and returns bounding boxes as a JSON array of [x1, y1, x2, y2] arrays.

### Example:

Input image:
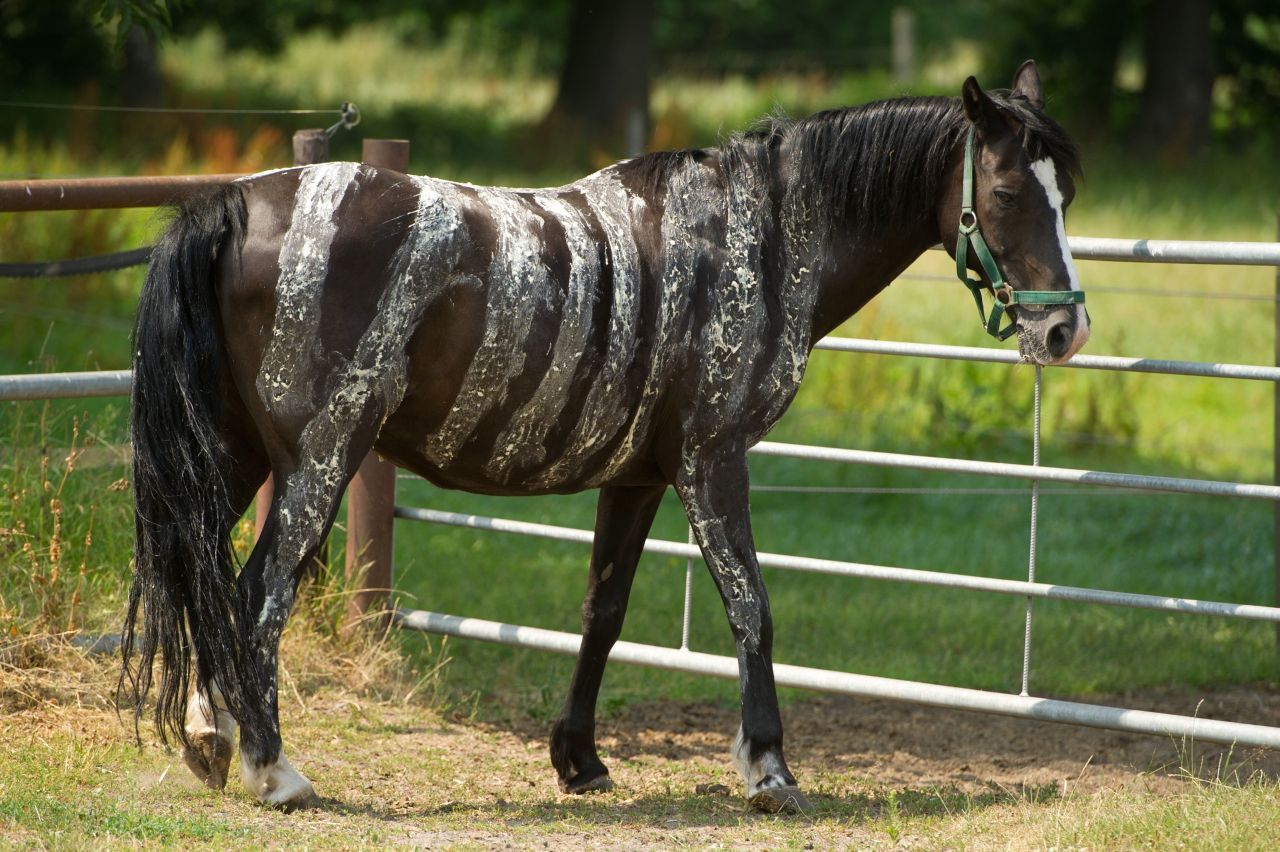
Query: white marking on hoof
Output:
[[731, 723, 759, 793], [731, 723, 805, 808], [183, 684, 237, 789], [184, 682, 236, 743], [241, 750, 316, 809]]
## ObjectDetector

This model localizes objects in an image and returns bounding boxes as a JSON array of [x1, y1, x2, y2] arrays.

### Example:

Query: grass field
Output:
[[3, 26, 1280, 846]]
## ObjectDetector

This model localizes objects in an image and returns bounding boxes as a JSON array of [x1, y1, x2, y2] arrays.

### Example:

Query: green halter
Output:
[[955, 129, 1085, 340]]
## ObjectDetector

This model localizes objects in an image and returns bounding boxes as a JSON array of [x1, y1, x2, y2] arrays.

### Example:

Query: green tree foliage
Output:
[[1, 1, 112, 89], [985, 0, 1280, 146], [0, 1, 186, 89], [1214, 2, 1280, 138], [983, 0, 1139, 130], [91, 0, 186, 43]]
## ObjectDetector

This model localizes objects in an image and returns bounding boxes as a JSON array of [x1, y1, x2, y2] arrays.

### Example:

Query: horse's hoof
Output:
[[241, 751, 317, 810], [561, 771, 614, 795], [181, 732, 233, 790], [272, 792, 319, 813], [749, 784, 812, 814]]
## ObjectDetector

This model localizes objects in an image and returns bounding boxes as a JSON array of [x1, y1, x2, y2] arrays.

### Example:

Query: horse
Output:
[[120, 60, 1088, 813]]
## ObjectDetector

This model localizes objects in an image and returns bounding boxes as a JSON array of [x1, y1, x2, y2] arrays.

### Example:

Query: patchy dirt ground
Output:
[[500, 684, 1280, 800], [5, 635, 1279, 849], [140, 684, 1280, 847]]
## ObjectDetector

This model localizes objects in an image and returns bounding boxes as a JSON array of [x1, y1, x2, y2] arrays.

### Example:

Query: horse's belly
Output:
[[380, 368, 667, 496]]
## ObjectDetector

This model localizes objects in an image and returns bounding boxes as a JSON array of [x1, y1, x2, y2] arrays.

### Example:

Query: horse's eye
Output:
[[993, 188, 1016, 207]]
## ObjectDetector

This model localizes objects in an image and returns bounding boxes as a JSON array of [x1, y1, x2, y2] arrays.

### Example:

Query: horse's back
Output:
[[220, 163, 677, 492], [221, 155, 806, 497]]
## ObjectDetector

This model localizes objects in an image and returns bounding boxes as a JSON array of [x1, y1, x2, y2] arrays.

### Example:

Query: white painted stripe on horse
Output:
[[595, 160, 710, 481], [678, 155, 775, 626], [425, 189, 555, 469], [485, 192, 599, 480], [262, 177, 465, 651], [256, 161, 361, 416], [1030, 157, 1090, 356], [689, 152, 771, 450], [761, 153, 822, 428], [533, 172, 642, 487]]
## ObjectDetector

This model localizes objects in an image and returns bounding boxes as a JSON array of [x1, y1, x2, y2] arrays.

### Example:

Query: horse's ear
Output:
[[961, 76, 1009, 139], [1011, 60, 1044, 110]]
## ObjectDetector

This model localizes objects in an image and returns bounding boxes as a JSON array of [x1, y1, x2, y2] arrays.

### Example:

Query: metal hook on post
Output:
[[325, 101, 361, 138]]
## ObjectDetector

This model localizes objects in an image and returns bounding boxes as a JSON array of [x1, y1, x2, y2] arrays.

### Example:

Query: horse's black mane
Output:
[[617, 90, 1079, 240]]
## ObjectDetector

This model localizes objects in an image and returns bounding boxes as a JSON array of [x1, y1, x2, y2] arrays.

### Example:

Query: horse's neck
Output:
[[784, 169, 944, 344], [805, 221, 939, 342]]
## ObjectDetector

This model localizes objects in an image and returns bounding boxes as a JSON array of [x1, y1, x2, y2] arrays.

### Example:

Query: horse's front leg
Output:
[[551, 483, 667, 793], [675, 444, 811, 813]]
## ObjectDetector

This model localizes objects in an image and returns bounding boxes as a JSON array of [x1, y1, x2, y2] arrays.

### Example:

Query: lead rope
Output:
[[681, 525, 696, 651], [1019, 365, 1042, 697]]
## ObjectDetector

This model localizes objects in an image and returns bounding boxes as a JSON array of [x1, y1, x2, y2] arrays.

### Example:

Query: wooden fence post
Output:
[[343, 138, 409, 630], [255, 129, 331, 540]]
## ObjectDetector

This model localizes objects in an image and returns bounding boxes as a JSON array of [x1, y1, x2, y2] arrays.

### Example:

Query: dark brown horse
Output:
[[121, 61, 1087, 812]]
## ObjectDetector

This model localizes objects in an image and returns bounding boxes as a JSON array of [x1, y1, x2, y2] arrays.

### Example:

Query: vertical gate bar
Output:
[[255, 128, 331, 543], [1274, 215, 1279, 647], [681, 525, 696, 651], [1020, 365, 1042, 697], [344, 138, 410, 630]]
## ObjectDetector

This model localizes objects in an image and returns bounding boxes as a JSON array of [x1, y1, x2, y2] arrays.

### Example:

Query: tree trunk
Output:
[[1139, 0, 1214, 160], [537, 0, 653, 164], [122, 25, 165, 108]]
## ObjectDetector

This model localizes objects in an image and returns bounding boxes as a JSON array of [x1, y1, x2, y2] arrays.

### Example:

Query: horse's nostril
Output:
[[1046, 322, 1073, 359]]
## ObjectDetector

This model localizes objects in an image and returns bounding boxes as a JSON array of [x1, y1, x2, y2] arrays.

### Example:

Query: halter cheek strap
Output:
[[956, 129, 1085, 340]]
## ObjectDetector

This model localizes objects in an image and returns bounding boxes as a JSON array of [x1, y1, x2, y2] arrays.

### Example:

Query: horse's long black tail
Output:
[[119, 184, 261, 748]]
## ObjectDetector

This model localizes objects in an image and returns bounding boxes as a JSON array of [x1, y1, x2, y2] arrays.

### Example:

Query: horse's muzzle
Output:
[[1017, 305, 1089, 366]]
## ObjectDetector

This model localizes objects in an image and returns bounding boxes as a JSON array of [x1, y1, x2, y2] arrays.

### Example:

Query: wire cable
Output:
[[0, 100, 341, 115]]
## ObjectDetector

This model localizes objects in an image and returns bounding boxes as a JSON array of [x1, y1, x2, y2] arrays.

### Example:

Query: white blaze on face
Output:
[[1030, 157, 1090, 357]]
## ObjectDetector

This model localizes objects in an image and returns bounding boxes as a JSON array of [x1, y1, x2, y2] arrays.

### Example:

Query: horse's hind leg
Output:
[[674, 444, 810, 814], [230, 443, 363, 809], [183, 680, 236, 789], [551, 484, 666, 794]]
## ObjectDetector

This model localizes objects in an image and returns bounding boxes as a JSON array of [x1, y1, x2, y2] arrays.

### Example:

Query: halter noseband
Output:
[[955, 129, 1085, 340]]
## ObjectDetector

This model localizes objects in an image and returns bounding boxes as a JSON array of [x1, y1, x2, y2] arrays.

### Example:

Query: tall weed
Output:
[[0, 403, 128, 636]]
